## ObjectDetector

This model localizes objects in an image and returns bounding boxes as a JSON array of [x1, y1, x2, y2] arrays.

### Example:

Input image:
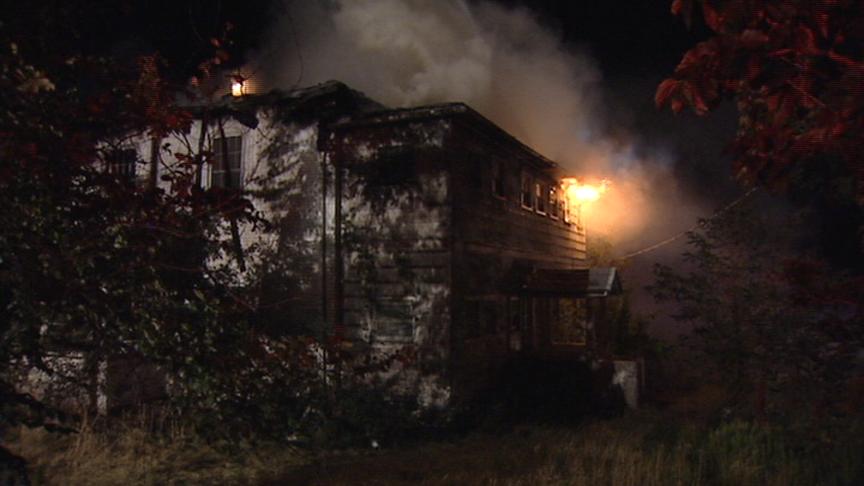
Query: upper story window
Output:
[[520, 172, 533, 209], [106, 148, 137, 182], [549, 186, 559, 219], [535, 182, 547, 214], [211, 136, 243, 189], [558, 187, 568, 221], [491, 160, 507, 199]]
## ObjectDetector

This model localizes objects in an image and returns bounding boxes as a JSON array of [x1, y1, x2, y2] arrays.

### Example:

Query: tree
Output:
[[657, 1, 864, 269], [656, 0, 864, 191], [650, 202, 864, 417], [1, 7, 425, 472], [0, 2, 296, 472]]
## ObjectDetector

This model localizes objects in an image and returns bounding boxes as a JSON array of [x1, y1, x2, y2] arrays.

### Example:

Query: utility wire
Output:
[[616, 186, 760, 261]]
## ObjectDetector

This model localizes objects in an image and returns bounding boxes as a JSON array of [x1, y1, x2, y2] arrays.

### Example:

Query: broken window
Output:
[[211, 136, 243, 189], [535, 182, 547, 214], [106, 148, 137, 182], [550, 298, 588, 345], [521, 172, 533, 209]]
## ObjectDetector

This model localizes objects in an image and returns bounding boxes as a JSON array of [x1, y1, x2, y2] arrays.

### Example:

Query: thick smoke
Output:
[[255, 0, 704, 252]]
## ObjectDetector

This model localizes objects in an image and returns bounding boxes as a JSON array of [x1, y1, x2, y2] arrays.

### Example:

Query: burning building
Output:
[[121, 80, 625, 410]]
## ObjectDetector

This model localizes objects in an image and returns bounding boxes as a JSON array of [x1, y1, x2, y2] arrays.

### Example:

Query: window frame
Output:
[[491, 160, 508, 200], [105, 148, 138, 182], [548, 186, 559, 220], [549, 297, 588, 346], [535, 182, 547, 215], [210, 135, 243, 189], [520, 171, 534, 210]]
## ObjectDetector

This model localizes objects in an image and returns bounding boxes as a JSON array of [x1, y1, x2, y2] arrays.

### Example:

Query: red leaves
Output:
[[815, 10, 831, 38], [656, 37, 727, 116], [739, 29, 770, 49], [655, 77, 713, 115], [702, 0, 724, 31], [745, 55, 762, 81], [655, 78, 679, 108], [661, 0, 864, 189], [687, 82, 712, 115], [795, 25, 821, 55], [671, 0, 694, 28]]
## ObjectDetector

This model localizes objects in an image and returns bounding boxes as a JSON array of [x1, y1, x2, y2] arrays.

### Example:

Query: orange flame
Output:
[[231, 81, 245, 97], [561, 178, 610, 204]]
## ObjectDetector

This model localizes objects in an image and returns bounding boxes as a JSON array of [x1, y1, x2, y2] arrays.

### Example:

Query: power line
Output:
[[616, 186, 759, 261]]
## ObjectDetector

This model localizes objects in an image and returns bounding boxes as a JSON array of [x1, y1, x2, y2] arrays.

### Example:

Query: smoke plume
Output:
[[255, 0, 704, 252]]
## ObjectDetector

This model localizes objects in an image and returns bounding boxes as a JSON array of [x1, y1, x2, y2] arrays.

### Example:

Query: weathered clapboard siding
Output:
[[442, 112, 589, 401], [325, 116, 454, 406]]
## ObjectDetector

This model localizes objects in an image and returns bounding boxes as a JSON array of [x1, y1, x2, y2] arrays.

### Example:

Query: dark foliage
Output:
[[650, 202, 864, 418]]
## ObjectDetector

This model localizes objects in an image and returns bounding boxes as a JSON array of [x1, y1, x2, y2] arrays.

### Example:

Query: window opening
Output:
[[492, 160, 507, 199], [211, 136, 243, 189], [535, 182, 547, 214], [550, 298, 588, 345], [521, 172, 533, 209], [106, 148, 137, 182], [549, 186, 559, 219]]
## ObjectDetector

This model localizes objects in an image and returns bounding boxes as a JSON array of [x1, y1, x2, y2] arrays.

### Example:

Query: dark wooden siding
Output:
[[447, 119, 588, 401], [328, 121, 453, 385]]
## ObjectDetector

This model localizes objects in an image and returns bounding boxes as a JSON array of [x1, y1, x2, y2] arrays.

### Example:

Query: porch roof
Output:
[[521, 267, 622, 297]]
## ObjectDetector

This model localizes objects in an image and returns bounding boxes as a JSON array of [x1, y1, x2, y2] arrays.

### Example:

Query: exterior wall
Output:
[[157, 111, 330, 335], [447, 120, 588, 401], [329, 119, 453, 408]]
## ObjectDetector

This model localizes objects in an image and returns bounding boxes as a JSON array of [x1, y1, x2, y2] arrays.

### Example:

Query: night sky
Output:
[[508, 0, 742, 201]]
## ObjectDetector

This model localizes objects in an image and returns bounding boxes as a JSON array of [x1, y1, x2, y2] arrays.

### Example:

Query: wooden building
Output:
[[140, 81, 623, 409]]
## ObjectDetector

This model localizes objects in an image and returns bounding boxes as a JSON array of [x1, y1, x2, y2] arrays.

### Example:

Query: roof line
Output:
[[328, 101, 558, 169]]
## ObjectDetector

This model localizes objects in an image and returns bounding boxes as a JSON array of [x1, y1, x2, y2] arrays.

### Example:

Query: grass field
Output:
[[5, 410, 863, 485]]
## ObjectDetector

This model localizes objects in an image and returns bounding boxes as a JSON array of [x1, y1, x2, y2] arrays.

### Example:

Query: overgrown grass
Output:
[[273, 414, 864, 486], [2, 409, 306, 485], [4, 412, 863, 485]]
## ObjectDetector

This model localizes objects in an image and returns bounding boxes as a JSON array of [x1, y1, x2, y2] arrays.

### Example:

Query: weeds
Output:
[[4, 412, 863, 485], [274, 414, 864, 486], [2, 408, 306, 485]]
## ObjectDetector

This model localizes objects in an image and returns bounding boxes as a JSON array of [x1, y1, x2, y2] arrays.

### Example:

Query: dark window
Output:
[[106, 149, 137, 181], [491, 160, 507, 199], [468, 163, 483, 191], [550, 298, 588, 345], [549, 186, 559, 219], [211, 136, 242, 189], [508, 297, 522, 351], [535, 182, 547, 214], [521, 172, 533, 209]]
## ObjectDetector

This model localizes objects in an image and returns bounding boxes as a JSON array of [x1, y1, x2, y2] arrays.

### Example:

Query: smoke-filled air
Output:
[[254, 0, 704, 252]]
